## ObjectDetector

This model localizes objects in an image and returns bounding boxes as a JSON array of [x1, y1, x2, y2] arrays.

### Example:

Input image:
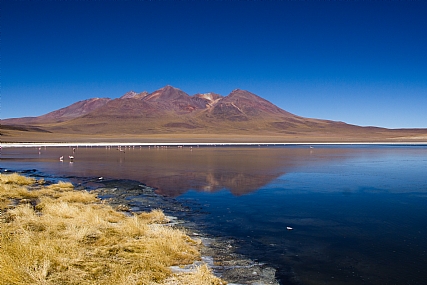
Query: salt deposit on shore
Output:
[[2, 141, 426, 148]]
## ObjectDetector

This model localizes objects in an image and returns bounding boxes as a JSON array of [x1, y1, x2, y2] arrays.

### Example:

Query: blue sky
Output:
[[2, 1, 426, 128]]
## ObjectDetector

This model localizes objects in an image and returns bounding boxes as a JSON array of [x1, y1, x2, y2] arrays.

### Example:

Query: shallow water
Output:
[[1, 145, 427, 284]]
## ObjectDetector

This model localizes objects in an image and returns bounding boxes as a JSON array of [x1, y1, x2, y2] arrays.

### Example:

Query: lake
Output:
[[1, 145, 426, 284]]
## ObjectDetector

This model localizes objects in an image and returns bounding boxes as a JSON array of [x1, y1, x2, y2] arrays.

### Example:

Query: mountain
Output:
[[1, 85, 426, 142], [48, 86, 310, 134]]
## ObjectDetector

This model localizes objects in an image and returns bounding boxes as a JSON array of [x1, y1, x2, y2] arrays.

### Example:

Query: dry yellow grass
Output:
[[0, 173, 35, 185], [0, 173, 225, 285]]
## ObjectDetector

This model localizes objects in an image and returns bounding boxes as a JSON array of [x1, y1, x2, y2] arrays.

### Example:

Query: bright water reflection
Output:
[[1, 145, 427, 284]]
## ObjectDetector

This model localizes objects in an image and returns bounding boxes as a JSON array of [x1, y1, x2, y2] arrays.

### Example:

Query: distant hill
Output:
[[2, 85, 426, 142]]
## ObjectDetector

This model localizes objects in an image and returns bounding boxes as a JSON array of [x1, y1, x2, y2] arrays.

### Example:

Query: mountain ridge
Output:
[[2, 85, 426, 142]]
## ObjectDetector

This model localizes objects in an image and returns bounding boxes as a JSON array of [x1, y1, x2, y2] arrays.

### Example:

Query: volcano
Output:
[[2, 85, 426, 142]]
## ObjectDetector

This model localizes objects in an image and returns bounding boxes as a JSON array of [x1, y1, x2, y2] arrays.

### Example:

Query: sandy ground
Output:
[[1, 128, 427, 145]]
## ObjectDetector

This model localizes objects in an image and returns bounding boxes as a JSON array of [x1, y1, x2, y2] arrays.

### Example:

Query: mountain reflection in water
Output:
[[3, 147, 284, 196], [1, 146, 350, 197]]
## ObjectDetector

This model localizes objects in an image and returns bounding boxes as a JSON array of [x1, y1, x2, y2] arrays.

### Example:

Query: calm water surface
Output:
[[1, 145, 427, 284]]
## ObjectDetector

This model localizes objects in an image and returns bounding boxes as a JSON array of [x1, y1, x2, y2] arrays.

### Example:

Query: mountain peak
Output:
[[226, 89, 264, 101], [143, 85, 190, 102], [156, 85, 183, 93], [162, 85, 178, 90]]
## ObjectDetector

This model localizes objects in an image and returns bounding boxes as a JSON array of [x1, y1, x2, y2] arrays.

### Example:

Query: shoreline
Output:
[[2, 141, 427, 148], [0, 171, 226, 284], [89, 178, 281, 285], [1, 167, 282, 285]]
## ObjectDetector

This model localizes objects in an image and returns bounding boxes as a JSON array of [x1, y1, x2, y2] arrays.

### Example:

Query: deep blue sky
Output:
[[2, 1, 427, 128]]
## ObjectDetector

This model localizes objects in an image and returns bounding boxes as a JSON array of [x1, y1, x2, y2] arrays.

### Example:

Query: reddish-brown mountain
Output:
[[2, 85, 426, 142]]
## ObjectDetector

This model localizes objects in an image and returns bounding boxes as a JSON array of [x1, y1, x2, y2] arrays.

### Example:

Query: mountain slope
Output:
[[202, 89, 294, 122], [2, 98, 111, 125]]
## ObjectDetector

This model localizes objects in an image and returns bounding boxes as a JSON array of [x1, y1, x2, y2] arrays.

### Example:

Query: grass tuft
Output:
[[0, 173, 35, 185]]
